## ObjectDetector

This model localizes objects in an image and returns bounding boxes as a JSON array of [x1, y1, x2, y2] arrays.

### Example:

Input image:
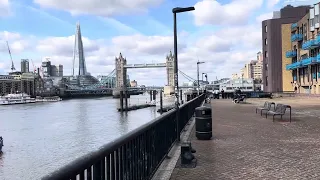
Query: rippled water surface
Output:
[[0, 94, 175, 180]]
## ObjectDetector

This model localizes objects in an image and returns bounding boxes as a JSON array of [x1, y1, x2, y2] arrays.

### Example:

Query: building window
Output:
[[265, 76, 268, 86], [316, 15, 319, 24], [264, 51, 268, 58], [265, 25, 267, 32], [265, 38, 267, 45]]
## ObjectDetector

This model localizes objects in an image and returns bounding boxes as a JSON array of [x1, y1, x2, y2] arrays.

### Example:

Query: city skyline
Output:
[[0, 0, 318, 86]]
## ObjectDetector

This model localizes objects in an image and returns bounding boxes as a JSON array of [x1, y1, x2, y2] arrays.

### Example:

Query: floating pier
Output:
[[117, 104, 156, 112]]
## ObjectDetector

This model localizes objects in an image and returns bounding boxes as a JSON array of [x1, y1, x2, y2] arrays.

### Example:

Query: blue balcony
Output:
[[301, 57, 317, 66], [291, 34, 303, 42], [286, 61, 302, 70], [313, 73, 317, 79], [286, 50, 297, 58], [316, 54, 320, 62], [302, 39, 319, 50], [291, 23, 298, 29]]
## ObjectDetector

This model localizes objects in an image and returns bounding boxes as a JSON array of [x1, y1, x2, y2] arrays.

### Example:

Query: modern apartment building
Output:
[[262, 5, 310, 92], [286, 2, 320, 94], [21, 59, 29, 73]]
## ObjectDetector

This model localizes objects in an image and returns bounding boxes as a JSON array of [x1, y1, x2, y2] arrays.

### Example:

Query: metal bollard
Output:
[[195, 106, 212, 140]]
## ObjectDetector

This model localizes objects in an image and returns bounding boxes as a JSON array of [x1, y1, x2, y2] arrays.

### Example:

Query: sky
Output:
[[0, 0, 319, 86]]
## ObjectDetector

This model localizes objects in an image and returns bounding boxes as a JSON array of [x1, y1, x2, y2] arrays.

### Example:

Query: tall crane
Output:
[[30, 59, 36, 73], [6, 41, 16, 72]]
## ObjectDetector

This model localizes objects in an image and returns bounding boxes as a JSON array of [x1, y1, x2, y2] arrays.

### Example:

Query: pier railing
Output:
[[42, 94, 205, 180]]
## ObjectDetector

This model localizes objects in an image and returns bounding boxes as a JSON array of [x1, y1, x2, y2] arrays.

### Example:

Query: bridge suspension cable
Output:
[[178, 69, 196, 82]]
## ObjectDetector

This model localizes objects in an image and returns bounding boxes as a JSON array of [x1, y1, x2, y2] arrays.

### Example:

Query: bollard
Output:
[[153, 90, 156, 101], [124, 90, 128, 110], [159, 90, 163, 113], [119, 91, 124, 112], [180, 141, 196, 165], [195, 106, 212, 140]]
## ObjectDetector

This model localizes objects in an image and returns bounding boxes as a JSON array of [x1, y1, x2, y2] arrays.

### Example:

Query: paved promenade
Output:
[[170, 98, 320, 180]]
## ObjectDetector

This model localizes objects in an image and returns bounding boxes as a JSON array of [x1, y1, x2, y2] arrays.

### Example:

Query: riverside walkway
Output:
[[170, 97, 320, 180]]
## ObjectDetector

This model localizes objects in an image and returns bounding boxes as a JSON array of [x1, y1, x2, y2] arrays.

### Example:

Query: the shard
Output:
[[73, 22, 87, 76]]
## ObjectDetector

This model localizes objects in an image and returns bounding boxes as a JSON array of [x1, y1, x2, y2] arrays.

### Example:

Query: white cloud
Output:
[[0, 31, 31, 53], [256, 12, 273, 22], [267, 0, 280, 8], [192, 0, 263, 26], [33, 0, 163, 17], [0, 0, 10, 17]]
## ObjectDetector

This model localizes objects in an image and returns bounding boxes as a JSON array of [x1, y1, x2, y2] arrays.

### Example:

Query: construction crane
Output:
[[6, 41, 16, 72], [30, 59, 36, 73]]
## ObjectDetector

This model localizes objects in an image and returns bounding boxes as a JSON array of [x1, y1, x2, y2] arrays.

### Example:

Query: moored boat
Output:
[[0, 93, 36, 105], [35, 96, 62, 102]]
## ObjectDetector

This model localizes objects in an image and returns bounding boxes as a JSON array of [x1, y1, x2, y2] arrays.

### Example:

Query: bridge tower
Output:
[[113, 53, 127, 97], [164, 51, 175, 95], [115, 53, 127, 88]]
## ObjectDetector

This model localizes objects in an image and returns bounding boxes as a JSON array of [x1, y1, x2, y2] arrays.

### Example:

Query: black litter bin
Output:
[[195, 106, 212, 140]]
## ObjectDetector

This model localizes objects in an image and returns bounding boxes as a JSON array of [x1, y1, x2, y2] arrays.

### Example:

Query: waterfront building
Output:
[[130, 80, 137, 87], [285, 2, 320, 94], [262, 5, 310, 92]]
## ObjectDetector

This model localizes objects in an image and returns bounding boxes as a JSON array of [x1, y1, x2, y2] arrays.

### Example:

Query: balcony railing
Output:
[[285, 50, 297, 58], [316, 54, 320, 63], [286, 61, 302, 70], [302, 39, 319, 50], [313, 73, 317, 79], [291, 23, 298, 29], [301, 57, 317, 66], [41, 94, 206, 180], [291, 34, 303, 42]]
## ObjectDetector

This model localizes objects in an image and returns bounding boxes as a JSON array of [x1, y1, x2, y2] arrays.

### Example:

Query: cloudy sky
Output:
[[0, 0, 318, 86]]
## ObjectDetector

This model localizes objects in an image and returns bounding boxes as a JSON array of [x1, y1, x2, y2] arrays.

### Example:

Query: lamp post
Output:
[[197, 61, 205, 95], [173, 6, 195, 142]]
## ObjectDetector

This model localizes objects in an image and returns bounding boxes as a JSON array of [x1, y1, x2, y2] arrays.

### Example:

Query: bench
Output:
[[256, 101, 275, 116], [265, 103, 292, 122]]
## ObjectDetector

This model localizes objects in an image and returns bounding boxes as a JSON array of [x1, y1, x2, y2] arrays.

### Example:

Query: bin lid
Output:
[[195, 106, 211, 111]]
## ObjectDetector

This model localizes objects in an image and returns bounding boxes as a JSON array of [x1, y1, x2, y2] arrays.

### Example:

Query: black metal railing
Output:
[[42, 94, 205, 180]]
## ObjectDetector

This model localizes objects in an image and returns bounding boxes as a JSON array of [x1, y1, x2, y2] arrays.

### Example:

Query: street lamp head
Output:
[[172, 7, 195, 13], [197, 61, 205, 65]]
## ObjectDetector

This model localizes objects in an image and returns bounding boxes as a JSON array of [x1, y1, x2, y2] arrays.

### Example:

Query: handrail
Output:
[[42, 93, 205, 180]]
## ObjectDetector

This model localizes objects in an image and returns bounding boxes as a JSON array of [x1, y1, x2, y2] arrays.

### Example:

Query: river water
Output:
[[0, 94, 176, 180]]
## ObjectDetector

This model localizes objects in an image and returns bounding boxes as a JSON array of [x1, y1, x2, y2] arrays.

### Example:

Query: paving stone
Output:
[[170, 99, 320, 180]]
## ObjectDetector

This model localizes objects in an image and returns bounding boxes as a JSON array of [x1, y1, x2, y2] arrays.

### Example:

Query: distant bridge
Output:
[[123, 63, 167, 68]]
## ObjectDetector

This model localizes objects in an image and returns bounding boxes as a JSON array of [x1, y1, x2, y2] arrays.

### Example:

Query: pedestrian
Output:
[[221, 89, 225, 99]]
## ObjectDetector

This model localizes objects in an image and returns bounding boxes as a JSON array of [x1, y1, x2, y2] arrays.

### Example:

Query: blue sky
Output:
[[0, 0, 317, 85]]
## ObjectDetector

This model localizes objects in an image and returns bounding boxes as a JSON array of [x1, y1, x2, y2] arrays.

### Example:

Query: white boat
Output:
[[0, 93, 36, 105], [35, 96, 62, 102]]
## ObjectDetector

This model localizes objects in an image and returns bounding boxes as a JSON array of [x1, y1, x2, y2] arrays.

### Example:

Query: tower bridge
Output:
[[113, 51, 176, 96]]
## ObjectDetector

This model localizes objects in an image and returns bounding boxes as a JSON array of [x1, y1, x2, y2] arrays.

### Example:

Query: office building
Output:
[[285, 2, 320, 94], [58, 65, 63, 77], [21, 59, 29, 73], [262, 5, 310, 92]]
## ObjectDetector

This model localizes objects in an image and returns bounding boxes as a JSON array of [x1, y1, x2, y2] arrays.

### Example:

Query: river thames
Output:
[[0, 94, 176, 180]]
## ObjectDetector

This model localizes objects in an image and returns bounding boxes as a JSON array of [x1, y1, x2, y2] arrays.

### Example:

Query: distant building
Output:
[[42, 60, 51, 77], [58, 65, 63, 77], [130, 80, 137, 87], [21, 59, 29, 73], [51, 65, 57, 76]]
